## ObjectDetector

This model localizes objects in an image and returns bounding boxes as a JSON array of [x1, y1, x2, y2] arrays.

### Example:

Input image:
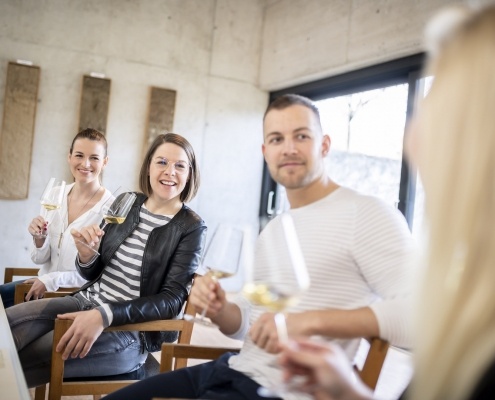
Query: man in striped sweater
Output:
[[106, 94, 415, 400]]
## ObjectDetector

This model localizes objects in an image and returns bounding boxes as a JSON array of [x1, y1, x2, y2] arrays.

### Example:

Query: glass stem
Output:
[[274, 312, 289, 344]]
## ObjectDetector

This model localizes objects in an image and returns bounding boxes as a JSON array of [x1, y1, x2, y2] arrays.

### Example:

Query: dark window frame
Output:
[[259, 53, 425, 230]]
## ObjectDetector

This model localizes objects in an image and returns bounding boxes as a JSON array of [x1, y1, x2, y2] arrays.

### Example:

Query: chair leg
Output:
[[34, 385, 46, 400]]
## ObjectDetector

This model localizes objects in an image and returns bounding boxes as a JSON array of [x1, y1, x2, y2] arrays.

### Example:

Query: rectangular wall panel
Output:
[[144, 87, 176, 150], [78, 75, 111, 134], [0, 62, 40, 199]]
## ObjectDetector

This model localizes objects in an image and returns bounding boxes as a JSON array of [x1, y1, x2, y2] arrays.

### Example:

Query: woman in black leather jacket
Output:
[[7, 133, 207, 387]]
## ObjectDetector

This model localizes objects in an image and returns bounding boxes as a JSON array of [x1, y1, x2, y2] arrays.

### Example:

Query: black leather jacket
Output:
[[75, 193, 207, 352]]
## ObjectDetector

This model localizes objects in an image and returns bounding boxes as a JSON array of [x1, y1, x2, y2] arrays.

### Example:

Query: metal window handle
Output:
[[267, 191, 275, 215]]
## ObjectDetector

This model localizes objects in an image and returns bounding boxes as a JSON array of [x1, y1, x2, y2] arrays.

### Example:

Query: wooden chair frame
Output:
[[44, 300, 195, 400], [4, 267, 78, 305], [14, 283, 79, 305], [161, 337, 389, 391], [4, 267, 39, 283]]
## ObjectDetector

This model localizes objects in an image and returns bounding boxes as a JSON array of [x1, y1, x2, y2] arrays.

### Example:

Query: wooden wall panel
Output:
[[0, 62, 40, 199], [144, 87, 176, 150], [78, 75, 111, 133]]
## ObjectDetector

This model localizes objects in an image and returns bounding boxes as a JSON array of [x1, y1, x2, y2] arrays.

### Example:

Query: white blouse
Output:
[[30, 183, 113, 291]]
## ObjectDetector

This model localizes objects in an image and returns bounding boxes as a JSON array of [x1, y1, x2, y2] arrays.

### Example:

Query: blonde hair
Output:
[[412, 5, 495, 400]]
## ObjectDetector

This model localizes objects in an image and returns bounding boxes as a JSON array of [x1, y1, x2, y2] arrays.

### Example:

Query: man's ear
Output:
[[321, 134, 331, 156]]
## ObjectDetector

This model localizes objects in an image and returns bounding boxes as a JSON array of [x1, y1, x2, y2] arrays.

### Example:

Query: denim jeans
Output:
[[7, 295, 147, 388], [0, 279, 24, 308]]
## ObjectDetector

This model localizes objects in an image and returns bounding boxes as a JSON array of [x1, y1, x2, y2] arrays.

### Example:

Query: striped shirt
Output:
[[80, 205, 171, 323], [228, 187, 416, 400]]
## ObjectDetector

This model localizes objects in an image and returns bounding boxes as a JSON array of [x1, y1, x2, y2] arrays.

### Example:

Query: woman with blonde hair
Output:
[[278, 4, 495, 400]]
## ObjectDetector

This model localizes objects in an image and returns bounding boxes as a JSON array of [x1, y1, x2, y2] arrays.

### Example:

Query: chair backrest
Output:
[[4, 267, 39, 283], [160, 343, 241, 373], [44, 297, 196, 400], [160, 337, 389, 391], [356, 337, 390, 390]]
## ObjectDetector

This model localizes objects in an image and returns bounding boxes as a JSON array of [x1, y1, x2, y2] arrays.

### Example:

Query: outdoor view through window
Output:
[[316, 82, 425, 239]]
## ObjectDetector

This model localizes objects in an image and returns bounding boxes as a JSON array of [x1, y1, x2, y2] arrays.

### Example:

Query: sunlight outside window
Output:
[[316, 84, 408, 208]]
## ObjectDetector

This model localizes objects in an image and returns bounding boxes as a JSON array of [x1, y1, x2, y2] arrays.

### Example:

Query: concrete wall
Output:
[[0, 0, 483, 281], [260, 0, 466, 90]]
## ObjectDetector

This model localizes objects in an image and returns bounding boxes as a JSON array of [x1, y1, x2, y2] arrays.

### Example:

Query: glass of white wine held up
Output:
[[75, 191, 137, 256], [34, 177, 67, 239], [185, 224, 247, 329]]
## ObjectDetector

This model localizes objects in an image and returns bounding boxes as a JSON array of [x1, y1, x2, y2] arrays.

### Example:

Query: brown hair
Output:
[[139, 133, 200, 203], [264, 94, 322, 127], [70, 128, 108, 156]]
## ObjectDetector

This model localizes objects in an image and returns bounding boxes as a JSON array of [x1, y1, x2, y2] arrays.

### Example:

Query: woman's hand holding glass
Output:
[[71, 224, 105, 263], [30, 177, 66, 240], [73, 191, 137, 257]]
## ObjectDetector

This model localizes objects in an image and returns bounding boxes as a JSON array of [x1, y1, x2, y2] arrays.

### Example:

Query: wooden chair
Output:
[[4, 267, 78, 305], [4, 267, 39, 283], [42, 299, 196, 400], [160, 337, 389, 391], [14, 283, 79, 305], [355, 338, 390, 390]]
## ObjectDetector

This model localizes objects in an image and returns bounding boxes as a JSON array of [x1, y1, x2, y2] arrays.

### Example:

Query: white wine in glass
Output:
[[242, 213, 310, 398], [35, 178, 67, 238], [185, 224, 246, 328], [76, 191, 137, 255], [100, 192, 136, 229]]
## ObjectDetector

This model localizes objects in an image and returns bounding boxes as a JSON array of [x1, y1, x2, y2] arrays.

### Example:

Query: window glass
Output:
[[411, 76, 433, 239], [316, 84, 408, 207]]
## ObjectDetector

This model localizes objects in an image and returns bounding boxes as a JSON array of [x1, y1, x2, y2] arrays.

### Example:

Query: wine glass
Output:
[[185, 224, 246, 328], [34, 178, 67, 239], [242, 213, 310, 397], [76, 191, 137, 255]]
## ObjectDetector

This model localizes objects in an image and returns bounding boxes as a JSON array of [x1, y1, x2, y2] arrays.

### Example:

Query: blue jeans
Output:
[[7, 295, 147, 388], [0, 279, 25, 308], [104, 352, 282, 400]]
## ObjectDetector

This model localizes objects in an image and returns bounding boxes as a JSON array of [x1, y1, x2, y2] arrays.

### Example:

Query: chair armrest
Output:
[[160, 343, 241, 373]]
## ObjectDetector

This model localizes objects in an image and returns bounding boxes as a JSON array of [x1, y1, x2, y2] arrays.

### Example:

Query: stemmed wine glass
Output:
[[242, 213, 310, 397], [34, 178, 67, 239], [75, 191, 137, 256], [185, 224, 246, 328]]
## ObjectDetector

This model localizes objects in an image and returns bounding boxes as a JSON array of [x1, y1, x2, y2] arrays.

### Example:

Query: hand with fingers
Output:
[[28, 215, 48, 244], [23, 278, 47, 301], [71, 225, 104, 263], [189, 275, 228, 319], [278, 339, 373, 400], [249, 312, 283, 354], [56, 309, 105, 360]]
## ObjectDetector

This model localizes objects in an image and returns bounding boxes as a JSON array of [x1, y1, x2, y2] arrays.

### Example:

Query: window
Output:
[[259, 54, 426, 233]]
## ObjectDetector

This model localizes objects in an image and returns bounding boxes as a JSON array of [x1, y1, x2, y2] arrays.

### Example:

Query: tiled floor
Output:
[[29, 325, 412, 400]]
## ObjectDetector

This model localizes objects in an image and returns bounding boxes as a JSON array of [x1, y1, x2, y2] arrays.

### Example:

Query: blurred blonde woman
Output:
[[279, 5, 495, 400]]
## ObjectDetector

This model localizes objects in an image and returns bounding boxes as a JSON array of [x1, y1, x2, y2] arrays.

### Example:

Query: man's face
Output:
[[262, 104, 328, 190]]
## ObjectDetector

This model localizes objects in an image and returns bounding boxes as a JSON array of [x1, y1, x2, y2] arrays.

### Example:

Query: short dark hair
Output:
[[264, 94, 322, 126], [70, 128, 107, 156], [139, 133, 200, 203]]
